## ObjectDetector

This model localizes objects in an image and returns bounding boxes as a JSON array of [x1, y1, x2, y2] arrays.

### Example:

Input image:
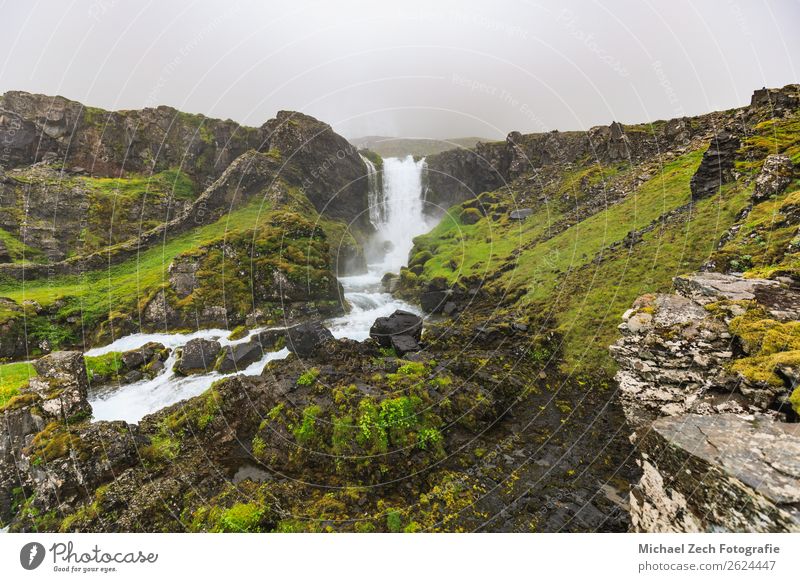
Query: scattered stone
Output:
[[215, 341, 264, 374], [390, 334, 421, 356], [443, 301, 458, 316], [509, 208, 533, 220]]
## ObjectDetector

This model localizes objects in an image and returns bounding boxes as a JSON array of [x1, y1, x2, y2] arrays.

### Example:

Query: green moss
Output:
[[293, 405, 322, 444], [228, 325, 248, 341], [416, 427, 443, 450], [140, 434, 180, 464], [219, 503, 264, 533], [386, 509, 403, 533], [0, 228, 46, 263], [459, 207, 482, 225], [163, 387, 222, 432], [296, 367, 320, 386], [251, 435, 266, 457], [0, 362, 37, 407], [728, 308, 800, 387], [29, 422, 87, 464], [790, 386, 800, 415], [84, 352, 124, 382]]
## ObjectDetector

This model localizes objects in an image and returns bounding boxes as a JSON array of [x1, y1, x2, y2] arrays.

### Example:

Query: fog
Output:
[[1, 0, 798, 139]]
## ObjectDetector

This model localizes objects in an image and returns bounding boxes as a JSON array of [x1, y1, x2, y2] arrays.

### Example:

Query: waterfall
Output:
[[360, 154, 384, 228], [373, 155, 434, 273], [89, 155, 435, 423]]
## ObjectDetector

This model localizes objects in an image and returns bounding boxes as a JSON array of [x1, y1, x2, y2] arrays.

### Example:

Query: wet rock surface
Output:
[[369, 310, 423, 346], [284, 321, 334, 357], [632, 414, 800, 532]]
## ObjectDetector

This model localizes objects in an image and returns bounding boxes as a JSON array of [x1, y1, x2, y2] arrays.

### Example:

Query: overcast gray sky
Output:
[[1, 0, 798, 139]]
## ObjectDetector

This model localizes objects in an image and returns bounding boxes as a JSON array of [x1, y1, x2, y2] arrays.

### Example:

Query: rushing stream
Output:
[[88, 155, 437, 423]]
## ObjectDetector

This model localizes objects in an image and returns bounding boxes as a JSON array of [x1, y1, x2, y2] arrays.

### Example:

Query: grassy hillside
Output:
[[403, 106, 800, 374], [0, 183, 357, 353]]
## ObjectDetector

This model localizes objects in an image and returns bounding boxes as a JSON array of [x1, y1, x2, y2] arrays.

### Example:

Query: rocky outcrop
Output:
[[174, 338, 222, 375], [631, 414, 800, 532], [214, 341, 264, 374], [0, 91, 263, 181], [753, 154, 795, 203], [0, 94, 371, 278], [424, 117, 703, 212], [262, 111, 371, 229], [611, 271, 800, 532], [0, 351, 94, 523], [689, 131, 740, 200], [749, 84, 800, 117]]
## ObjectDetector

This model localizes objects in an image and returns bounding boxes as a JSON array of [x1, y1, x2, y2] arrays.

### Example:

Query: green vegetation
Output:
[[728, 306, 800, 387], [0, 362, 36, 407], [296, 367, 320, 386], [218, 503, 264, 533], [0, 228, 46, 263], [293, 405, 322, 444], [84, 352, 123, 382], [408, 147, 758, 372]]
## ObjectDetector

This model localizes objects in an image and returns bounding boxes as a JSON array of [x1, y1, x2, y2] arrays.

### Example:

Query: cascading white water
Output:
[[88, 154, 433, 422], [359, 154, 384, 228], [372, 156, 435, 273]]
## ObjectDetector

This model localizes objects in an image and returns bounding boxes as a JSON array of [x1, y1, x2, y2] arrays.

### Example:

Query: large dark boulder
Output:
[[215, 341, 264, 374], [369, 310, 423, 347], [174, 338, 221, 375], [284, 321, 334, 358], [254, 329, 286, 351]]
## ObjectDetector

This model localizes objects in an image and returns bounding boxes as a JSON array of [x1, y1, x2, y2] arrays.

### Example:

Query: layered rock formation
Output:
[[0, 92, 371, 274], [611, 273, 800, 532]]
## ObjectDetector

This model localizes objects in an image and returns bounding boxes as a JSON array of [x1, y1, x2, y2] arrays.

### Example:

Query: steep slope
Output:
[[0, 93, 372, 268], [400, 84, 800, 375], [0, 94, 377, 358]]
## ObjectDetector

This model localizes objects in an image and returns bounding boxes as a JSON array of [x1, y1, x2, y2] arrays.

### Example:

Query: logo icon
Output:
[[20, 542, 46, 570]]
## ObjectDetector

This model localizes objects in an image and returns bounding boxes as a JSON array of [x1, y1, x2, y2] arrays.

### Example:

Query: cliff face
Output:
[[0, 92, 371, 266], [0, 91, 263, 183], [423, 113, 701, 212]]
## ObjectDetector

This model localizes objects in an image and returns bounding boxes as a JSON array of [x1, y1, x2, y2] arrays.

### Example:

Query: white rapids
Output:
[[88, 155, 436, 423]]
